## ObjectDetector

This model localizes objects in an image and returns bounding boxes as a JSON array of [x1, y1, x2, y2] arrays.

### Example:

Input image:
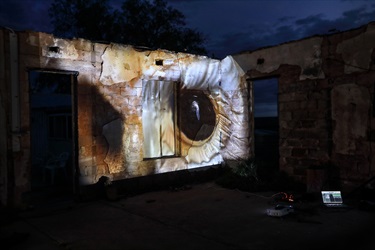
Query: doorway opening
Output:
[[29, 70, 78, 203], [251, 77, 279, 180]]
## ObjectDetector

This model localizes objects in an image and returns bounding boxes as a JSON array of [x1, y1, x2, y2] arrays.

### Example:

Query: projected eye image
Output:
[[93, 45, 240, 178], [179, 90, 216, 142]]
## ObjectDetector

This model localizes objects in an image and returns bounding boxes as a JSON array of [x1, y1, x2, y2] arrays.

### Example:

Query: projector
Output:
[[266, 205, 294, 217]]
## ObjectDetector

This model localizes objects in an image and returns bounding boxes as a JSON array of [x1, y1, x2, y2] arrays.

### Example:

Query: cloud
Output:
[[278, 16, 296, 23], [293, 6, 375, 36], [210, 2, 375, 58]]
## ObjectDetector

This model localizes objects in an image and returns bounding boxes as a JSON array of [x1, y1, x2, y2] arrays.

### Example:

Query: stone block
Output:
[[280, 111, 292, 121], [308, 149, 329, 160], [93, 42, 108, 54], [73, 38, 92, 52], [299, 119, 316, 128], [38, 32, 55, 46], [300, 99, 318, 109], [120, 85, 138, 97], [292, 148, 307, 157], [19, 33, 41, 56], [127, 96, 142, 107], [279, 147, 292, 157], [285, 139, 302, 147], [76, 50, 92, 62], [280, 102, 300, 112], [279, 92, 306, 102], [301, 138, 319, 147]]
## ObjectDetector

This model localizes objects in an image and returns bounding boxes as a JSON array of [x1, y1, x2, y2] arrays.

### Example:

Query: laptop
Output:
[[321, 191, 348, 208]]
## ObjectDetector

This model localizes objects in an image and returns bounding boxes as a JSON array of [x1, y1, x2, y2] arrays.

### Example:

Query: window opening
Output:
[[142, 80, 178, 158], [48, 113, 72, 139]]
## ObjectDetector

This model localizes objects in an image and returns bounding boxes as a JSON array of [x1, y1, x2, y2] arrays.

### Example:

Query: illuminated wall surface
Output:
[[79, 45, 250, 184], [2, 24, 375, 207]]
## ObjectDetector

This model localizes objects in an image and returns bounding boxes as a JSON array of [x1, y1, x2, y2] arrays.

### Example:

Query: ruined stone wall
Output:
[[0, 29, 109, 205], [1, 28, 250, 207], [233, 22, 375, 189]]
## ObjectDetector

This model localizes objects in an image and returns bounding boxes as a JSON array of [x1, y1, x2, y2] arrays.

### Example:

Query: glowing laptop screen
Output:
[[321, 191, 343, 204]]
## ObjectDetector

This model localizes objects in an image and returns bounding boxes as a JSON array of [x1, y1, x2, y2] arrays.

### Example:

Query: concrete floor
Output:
[[2, 181, 375, 250]]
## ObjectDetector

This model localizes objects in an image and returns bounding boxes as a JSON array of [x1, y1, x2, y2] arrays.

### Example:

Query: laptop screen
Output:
[[321, 191, 343, 204]]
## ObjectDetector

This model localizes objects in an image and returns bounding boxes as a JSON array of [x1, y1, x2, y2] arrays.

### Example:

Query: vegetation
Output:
[[216, 158, 305, 192], [49, 0, 207, 55]]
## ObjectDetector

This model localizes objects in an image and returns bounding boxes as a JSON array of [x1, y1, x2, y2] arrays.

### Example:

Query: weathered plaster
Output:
[[336, 23, 375, 74], [41, 37, 80, 60], [233, 37, 325, 80]]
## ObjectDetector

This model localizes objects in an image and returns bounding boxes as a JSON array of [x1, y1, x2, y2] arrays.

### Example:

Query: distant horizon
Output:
[[253, 104, 278, 118]]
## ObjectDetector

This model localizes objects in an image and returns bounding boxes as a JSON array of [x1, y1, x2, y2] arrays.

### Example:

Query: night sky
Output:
[[1, 0, 374, 117]]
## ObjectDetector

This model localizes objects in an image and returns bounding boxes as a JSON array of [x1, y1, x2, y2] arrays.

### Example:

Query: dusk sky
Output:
[[1, 0, 374, 58], [1, 0, 374, 117]]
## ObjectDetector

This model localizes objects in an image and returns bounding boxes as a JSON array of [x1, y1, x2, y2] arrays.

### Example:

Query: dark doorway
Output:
[[29, 70, 77, 203], [252, 77, 279, 179]]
